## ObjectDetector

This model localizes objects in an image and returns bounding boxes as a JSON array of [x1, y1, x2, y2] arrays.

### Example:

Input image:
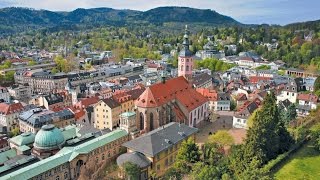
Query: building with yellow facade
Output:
[[117, 122, 198, 179], [93, 98, 121, 130]]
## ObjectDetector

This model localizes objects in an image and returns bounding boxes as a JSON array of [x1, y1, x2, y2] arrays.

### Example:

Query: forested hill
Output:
[[0, 6, 240, 34]]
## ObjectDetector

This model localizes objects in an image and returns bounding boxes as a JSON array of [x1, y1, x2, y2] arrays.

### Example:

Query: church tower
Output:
[[178, 25, 193, 81]]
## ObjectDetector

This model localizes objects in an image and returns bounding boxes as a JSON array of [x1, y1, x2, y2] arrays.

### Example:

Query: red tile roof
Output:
[[196, 88, 218, 101], [240, 57, 254, 62], [249, 76, 271, 84], [136, 76, 208, 111], [297, 93, 318, 103], [236, 93, 247, 101], [77, 96, 100, 109], [0, 102, 24, 115]]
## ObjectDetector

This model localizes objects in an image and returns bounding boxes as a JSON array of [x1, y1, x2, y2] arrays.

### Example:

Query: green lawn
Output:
[[274, 142, 320, 180]]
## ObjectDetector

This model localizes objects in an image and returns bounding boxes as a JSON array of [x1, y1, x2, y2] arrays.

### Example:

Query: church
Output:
[[134, 26, 209, 133]]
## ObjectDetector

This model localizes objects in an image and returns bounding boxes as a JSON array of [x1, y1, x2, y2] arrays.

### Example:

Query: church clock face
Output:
[[181, 59, 184, 62]]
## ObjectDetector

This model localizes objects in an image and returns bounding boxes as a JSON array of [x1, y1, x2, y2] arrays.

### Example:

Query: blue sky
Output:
[[0, 0, 319, 25]]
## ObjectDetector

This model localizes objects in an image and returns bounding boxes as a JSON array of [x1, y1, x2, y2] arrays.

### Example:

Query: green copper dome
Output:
[[34, 124, 65, 150]]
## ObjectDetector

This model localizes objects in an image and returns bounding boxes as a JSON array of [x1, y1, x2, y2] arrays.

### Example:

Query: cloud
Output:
[[0, 0, 319, 25]]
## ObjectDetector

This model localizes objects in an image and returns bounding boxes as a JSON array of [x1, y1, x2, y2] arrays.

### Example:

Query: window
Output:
[[237, 119, 240, 123], [55, 176, 60, 180], [165, 158, 169, 167], [180, 65, 183, 71], [186, 65, 189, 71], [102, 154, 105, 160], [64, 172, 68, 179]]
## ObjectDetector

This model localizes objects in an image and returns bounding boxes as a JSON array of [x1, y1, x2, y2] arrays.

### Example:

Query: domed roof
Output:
[[34, 124, 65, 150]]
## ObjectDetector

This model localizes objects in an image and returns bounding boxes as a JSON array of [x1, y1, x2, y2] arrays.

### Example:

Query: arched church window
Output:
[[139, 112, 144, 130], [186, 65, 189, 71]]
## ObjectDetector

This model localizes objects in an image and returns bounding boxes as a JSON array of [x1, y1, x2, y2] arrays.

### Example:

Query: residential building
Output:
[[31, 72, 68, 94], [0, 102, 24, 133], [0, 87, 10, 103], [93, 98, 121, 130], [197, 88, 230, 111], [30, 93, 72, 111], [304, 77, 316, 92], [18, 108, 75, 133], [297, 93, 318, 116], [117, 122, 198, 179], [276, 78, 299, 104], [193, 73, 212, 88], [7, 84, 32, 101], [233, 101, 259, 129]]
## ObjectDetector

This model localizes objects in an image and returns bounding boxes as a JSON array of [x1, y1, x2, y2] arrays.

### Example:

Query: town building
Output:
[[2, 125, 128, 180], [135, 76, 209, 132], [7, 84, 32, 101], [0, 87, 10, 103], [18, 108, 75, 133], [233, 101, 259, 129], [196, 88, 231, 111], [297, 93, 318, 116], [93, 98, 121, 130], [29, 93, 72, 111], [276, 78, 299, 104], [0, 102, 24, 133], [192, 73, 212, 88], [117, 122, 198, 179], [286, 68, 319, 78]]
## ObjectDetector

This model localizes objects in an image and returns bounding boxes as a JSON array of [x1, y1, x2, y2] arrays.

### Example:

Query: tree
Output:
[[314, 76, 320, 92], [208, 130, 234, 147], [203, 143, 224, 165], [9, 127, 20, 137], [279, 103, 297, 125], [28, 60, 37, 66], [4, 71, 15, 82], [244, 92, 293, 165], [123, 162, 140, 180], [190, 162, 219, 180], [174, 138, 200, 174], [247, 109, 259, 128], [163, 167, 182, 180]]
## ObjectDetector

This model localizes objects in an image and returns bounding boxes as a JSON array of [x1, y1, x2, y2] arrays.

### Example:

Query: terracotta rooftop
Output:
[[196, 88, 218, 101], [236, 93, 247, 101], [249, 76, 271, 84], [0, 102, 24, 115], [77, 96, 100, 109], [297, 93, 318, 103], [136, 76, 208, 111]]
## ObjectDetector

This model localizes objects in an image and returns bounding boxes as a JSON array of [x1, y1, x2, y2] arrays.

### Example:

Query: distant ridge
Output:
[[0, 6, 240, 33]]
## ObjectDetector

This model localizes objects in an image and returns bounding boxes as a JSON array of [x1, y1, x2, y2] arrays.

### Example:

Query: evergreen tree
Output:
[[174, 138, 200, 174], [244, 92, 293, 165], [314, 76, 320, 92]]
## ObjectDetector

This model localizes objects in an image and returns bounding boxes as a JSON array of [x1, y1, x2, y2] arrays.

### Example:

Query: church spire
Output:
[[182, 25, 190, 50]]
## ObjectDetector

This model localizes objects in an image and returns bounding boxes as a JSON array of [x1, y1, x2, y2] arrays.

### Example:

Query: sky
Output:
[[0, 0, 319, 25]]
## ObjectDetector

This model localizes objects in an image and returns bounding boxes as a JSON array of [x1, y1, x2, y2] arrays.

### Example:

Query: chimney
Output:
[[161, 76, 166, 84]]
